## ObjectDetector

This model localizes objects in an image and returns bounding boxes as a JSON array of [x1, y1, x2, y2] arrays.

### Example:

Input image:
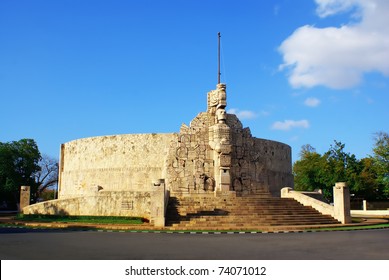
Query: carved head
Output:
[[217, 83, 226, 91], [216, 108, 226, 123]]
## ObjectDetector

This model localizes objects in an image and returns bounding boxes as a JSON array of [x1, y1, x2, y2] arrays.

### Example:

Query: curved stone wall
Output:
[[58, 133, 177, 199], [231, 137, 293, 196]]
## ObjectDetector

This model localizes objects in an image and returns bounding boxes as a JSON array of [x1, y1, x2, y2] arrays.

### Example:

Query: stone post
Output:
[[333, 182, 352, 224], [19, 186, 30, 212], [151, 179, 166, 227], [363, 200, 367, 211], [219, 168, 231, 192]]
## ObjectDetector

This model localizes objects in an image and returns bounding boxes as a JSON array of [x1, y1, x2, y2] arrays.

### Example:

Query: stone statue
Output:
[[208, 83, 227, 114]]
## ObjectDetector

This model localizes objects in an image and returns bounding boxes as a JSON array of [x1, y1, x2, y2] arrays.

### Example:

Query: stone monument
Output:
[[22, 34, 295, 222], [22, 81, 294, 222]]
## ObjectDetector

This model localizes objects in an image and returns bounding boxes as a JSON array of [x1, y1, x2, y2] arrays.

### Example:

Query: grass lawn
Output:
[[15, 214, 147, 224]]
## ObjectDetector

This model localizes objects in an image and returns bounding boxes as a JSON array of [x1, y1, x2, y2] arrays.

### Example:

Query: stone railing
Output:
[[281, 182, 352, 224], [281, 188, 334, 216]]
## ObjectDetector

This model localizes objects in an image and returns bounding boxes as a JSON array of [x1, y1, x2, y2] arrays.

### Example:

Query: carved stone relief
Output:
[[165, 83, 293, 196]]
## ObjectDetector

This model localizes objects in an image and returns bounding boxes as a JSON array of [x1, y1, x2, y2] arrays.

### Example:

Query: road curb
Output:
[[2, 223, 389, 234]]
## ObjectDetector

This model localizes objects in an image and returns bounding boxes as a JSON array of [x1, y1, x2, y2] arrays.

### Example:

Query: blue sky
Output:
[[1, 0, 388, 162]]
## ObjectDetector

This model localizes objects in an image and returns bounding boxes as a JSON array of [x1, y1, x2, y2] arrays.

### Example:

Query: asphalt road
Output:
[[1, 227, 389, 260]]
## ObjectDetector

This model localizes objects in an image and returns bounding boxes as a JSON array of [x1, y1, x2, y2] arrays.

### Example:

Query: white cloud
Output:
[[304, 97, 321, 107], [279, 0, 389, 89], [227, 108, 257, 120], [315, 0, 362, 17], [271, 120, 310, 131]]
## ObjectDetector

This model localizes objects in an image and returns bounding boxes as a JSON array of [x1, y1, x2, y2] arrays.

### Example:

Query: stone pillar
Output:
[[363, 200, 367, 211], [333, 182, 352, 224], [210, 123, 231, 193], [19, 186, 30, 212], [281, 187, 293, 198], [151, 179, 166, 227], [219, 168, 231, 192], [207, 83, 232, 194]]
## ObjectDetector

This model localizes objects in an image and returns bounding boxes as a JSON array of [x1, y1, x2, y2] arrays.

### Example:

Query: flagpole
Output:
[[218, 32, 221, 84]]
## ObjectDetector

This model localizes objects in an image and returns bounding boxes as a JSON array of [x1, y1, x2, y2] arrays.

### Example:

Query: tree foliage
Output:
[[0, 139, 59, 208], [294, 134, 389, 201], [293, 146, 327, 193], [372, 132, 389, 196], [0, 139, 41, 208]]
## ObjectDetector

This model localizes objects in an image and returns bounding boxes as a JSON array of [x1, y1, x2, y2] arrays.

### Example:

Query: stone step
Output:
[[169, 205, 302, 209], [169, 221, 337, 228], [167, 209, 325, 216], [167, 215, 336, 223], [165, 195, 340, 229], [167, 221, 337, 228], [169, 216, 337, 224], [167, 213, 333, 220], [169, 204, 305, 209], [167, 213, 336, 219], [173, 198, 296, 204], [168, 220, 338, 229]]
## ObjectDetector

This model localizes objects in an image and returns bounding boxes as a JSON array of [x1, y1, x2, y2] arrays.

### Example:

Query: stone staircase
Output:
[[165, 193, 340, 230]]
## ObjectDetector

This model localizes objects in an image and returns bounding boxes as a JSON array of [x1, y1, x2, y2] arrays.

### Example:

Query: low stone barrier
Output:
[[351, 210, 389, 217], [281, 188, 334, 216], [281, 182, 352, 224], [23, 191, 152, 220], [22, 178, 169, 227]]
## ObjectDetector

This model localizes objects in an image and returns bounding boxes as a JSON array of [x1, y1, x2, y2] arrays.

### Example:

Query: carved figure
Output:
[[194, 174, 205, 191], [216, 108, 226, 123], [204, 176, 215, 191], [208, 83, 227, 113], [233, 178, 242, 192]]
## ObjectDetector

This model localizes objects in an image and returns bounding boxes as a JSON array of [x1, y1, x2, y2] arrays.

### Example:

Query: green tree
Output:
[[355, 157, 382, 200], [372, 131, 389, 197], [294, 141, 364, 201], [293, 144, 329, 198], [324, 141, 362, 197], [293, 137, 389, 201], [0, 139, 41, 208]]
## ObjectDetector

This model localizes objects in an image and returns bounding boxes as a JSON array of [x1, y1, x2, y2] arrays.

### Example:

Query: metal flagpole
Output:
[[218, 32, 221, 84]]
